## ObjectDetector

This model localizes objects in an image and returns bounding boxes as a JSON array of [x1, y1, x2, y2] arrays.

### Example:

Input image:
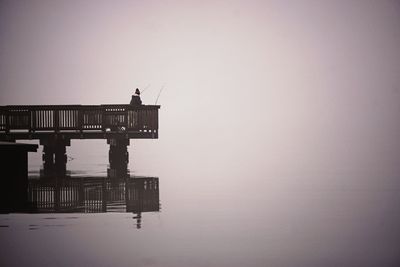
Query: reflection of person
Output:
[[130, 88, 142, 106]]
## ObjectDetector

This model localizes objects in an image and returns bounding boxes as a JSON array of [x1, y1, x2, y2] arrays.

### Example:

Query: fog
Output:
[[2, 0, 399, 187], [1, 1, 400, 266]]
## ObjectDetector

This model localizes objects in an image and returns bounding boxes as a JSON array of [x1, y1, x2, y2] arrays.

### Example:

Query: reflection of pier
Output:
[[25, 177, 159, 228], [28, 177, 159, 213]]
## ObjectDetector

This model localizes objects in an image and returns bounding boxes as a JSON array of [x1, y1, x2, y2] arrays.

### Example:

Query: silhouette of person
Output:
[[130, 88, 142, 106]]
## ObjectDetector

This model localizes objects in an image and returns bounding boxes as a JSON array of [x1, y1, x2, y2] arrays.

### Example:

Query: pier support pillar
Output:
[[40, 137, 70, 177], [107, 138, 129, 179]]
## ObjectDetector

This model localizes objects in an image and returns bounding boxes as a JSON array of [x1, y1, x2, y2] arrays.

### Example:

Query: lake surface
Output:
[[1, 141, 400, 267]]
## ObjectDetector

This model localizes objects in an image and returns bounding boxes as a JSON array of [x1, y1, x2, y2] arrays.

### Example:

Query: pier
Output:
[[0, 104, 160, 176], [2, 176, 160, 228]]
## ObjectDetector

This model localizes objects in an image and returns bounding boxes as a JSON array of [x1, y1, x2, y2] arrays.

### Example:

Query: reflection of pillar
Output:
[[54, 181, 60, 211], [102, 179, 107, 212], [133, 213, 142, 229], [78, 182, 85, 206], [107, 138, 129, 178], [40, 137, 70, 177]]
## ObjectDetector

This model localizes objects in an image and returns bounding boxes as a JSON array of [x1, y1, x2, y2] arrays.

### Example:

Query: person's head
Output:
[[135, 88, 140, 95]]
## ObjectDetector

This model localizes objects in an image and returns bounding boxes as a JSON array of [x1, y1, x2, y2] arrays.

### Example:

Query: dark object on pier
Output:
[[130, 95, 142, 106], [0, 141, 38, 213], [130, 88, 142, 106]]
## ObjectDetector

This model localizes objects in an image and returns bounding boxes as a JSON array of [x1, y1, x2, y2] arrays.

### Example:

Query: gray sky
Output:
[[1, 0, 400, 186]]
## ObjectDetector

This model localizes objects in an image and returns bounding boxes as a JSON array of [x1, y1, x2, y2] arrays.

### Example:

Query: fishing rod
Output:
[[140, 84, 151, 94], [155, 84, 165, 105]]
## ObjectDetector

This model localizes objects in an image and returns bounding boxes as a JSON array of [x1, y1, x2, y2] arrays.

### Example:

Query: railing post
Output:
[[28, 109, 32, 133], [138, 110, 142, 131], [54, 108, 59, 132], [101, 106, 106, 132], [156, 109, 159, 131], [5, 109, 10, 134], [78, 109, 83, 132], [31, 109, 36, 132], [124, 108, 128, 130]]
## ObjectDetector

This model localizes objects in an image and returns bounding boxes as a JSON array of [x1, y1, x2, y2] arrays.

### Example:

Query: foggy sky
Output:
[[1, 0, 400, 187]]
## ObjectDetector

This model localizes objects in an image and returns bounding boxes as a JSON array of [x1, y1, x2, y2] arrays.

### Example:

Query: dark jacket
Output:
[[130, 95, 142, 106]]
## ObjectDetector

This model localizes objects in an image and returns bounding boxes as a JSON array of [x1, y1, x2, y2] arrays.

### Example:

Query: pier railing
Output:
[[0, 104, 159, 134]]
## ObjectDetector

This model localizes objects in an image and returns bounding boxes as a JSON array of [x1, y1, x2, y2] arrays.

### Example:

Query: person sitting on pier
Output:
[[130, 88, 142, 106]]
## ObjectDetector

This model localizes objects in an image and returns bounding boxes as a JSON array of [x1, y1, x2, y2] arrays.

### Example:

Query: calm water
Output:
[[1, 141, 400, 267]]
